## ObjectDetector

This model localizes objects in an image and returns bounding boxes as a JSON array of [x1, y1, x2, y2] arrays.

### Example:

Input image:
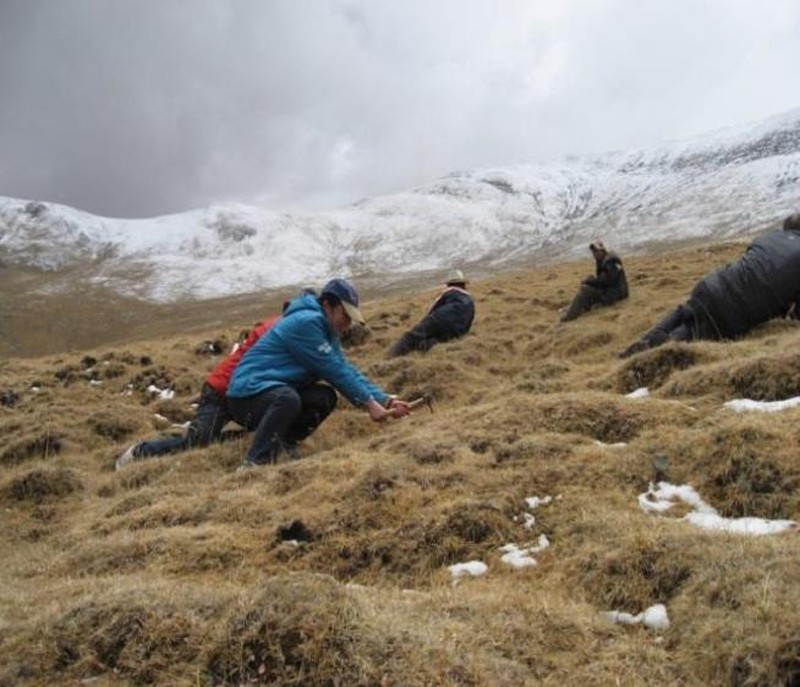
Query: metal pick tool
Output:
[[407, 394, 434, 413]]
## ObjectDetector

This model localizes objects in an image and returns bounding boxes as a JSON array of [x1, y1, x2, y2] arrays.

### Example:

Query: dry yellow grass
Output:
[[1, 238, 799, 686]]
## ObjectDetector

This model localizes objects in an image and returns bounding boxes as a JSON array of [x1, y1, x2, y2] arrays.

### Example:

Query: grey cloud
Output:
[[0, 0, 798, 217]]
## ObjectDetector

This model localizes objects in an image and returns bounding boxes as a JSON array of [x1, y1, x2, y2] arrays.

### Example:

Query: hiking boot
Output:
[[235, 460, 260, 474], [115, 443, 142, 471]]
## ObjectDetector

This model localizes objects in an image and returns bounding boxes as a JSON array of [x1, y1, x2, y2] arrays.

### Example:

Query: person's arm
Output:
[[280, 315, 389, 406], [585, 258, 621, 288]]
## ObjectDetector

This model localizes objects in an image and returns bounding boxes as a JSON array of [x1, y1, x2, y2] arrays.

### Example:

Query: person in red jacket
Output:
[[116, 315, 280, 470]]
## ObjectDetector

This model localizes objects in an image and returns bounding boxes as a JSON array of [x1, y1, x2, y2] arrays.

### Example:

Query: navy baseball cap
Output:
[[321, 278, 365, 325]]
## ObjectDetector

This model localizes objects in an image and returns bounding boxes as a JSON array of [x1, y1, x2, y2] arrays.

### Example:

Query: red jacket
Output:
[[205, 316, 280, 396]]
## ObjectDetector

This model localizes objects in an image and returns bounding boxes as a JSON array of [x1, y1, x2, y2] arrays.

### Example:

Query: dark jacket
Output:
[[583, 252, 629, 302], [428, 287, 475, 337], [691, 228, 800, 338]]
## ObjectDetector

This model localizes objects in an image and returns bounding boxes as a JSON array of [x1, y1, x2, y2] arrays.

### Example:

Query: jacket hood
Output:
[[283, 292, 337, 338], [284, 292, 322, 317]]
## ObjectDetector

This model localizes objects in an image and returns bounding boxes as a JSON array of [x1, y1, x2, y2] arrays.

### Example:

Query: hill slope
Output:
[[1, 241, 799, 687]]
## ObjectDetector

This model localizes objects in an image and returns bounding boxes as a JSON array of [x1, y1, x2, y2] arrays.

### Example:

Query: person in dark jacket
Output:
[[227, 278, 411, 469], [620, 213, 800, 358], [115, 314, 282, 470], [561, 241, 629, 322], [387, 269, 475, 357]]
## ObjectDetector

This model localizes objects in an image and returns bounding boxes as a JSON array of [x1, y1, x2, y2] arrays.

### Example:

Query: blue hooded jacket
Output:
[[227, 292, 388, 406]]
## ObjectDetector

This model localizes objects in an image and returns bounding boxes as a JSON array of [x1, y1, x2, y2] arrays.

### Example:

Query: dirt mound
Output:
[[206, 575, 380, 685], [677, 422, 800, 518], [665, 350, 800, 400], [0, 427, 63, 465], [87, 409, 145, 441], [616, 344, 705, 392], [3, 467, 83, 503], [2, 590, 215, 686]]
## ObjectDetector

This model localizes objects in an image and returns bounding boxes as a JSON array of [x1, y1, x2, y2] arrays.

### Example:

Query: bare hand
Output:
[[368, 397, 411, 422], [386, 399, 412, 418]]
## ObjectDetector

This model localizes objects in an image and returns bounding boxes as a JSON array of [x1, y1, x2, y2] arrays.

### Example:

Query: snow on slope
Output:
[[1, 108, 799, 302]]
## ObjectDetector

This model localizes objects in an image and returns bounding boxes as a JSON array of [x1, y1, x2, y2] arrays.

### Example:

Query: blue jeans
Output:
[[227, 384, 337, 465], [136, 383, 231, 458]]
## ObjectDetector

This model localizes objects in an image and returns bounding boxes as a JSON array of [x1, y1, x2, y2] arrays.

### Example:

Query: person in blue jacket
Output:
[[387, 269, 475, 357], [227, 278, 411, 468]]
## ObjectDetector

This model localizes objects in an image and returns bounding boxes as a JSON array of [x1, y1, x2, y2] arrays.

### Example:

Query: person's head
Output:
[[320, 278, 365, 336], [783, 213, 800, 232], [589, 240, 607, 259], [445, 268, 467, 289]]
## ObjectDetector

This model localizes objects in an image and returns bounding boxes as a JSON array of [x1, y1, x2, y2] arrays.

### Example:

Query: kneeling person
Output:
[[227, 278, 410, 468], [116, 314, 280, 470]]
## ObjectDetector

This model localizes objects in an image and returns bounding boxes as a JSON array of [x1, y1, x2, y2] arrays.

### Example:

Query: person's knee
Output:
[[273, 386, 303, 415], [306, 384, 337, 415]]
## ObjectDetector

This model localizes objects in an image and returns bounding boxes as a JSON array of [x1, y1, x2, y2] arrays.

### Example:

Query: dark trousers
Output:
[[643, 300, 718, 347], [561, 285, 618, 322], [227, 384, 338, 465], [388, 314, 456, 357], [136, 383, 231, 458]]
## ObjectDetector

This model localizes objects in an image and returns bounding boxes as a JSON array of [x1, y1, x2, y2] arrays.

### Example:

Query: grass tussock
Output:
[[2, 237, 800, 686]]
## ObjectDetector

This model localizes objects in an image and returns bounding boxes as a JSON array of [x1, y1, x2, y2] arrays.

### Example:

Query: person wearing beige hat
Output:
[[387, 268, 475, 357], [560, 241, 628, 322]]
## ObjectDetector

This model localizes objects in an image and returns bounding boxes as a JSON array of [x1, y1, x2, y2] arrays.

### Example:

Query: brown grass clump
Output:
[[677, 421, 800, 518], [3, 466, 84, 503], [664, 349, 800, 400], [0, 585, 218, 686], [0, 427, 63, 465], [616, 344, 706, 392], [3, 237, 800, 687], [86, 409, 145, 441], [206, 575, 379, 685]]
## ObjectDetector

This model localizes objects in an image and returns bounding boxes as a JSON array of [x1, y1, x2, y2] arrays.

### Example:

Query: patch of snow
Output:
[[500, 535, 550, 569], [525, 496, 553, 510], [639, 481, 796, 535], [146, 385, 175, 400], [604, 603, 670, 631], [448, 560, 488, 583], [724, 397, 800, 413]]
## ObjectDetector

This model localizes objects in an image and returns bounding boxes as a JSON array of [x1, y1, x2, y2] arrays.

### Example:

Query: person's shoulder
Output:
[[281, 307, 323, 331]]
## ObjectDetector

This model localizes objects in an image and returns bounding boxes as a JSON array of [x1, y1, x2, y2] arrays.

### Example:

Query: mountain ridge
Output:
[[1, 107, 799, 303]]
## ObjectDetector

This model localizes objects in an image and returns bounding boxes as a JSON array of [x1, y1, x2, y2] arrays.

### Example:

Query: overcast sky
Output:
[[0, 0, 798, 218]]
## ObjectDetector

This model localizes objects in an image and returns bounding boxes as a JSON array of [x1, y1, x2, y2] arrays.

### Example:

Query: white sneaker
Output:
[[115, 443, 141, 471]]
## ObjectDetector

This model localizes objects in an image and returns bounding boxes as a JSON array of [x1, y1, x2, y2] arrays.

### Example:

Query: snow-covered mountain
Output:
[[1, 108, 799, 302]]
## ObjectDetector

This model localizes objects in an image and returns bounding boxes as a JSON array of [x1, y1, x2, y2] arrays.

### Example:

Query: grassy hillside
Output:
[[1, 239, 799, 687]]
